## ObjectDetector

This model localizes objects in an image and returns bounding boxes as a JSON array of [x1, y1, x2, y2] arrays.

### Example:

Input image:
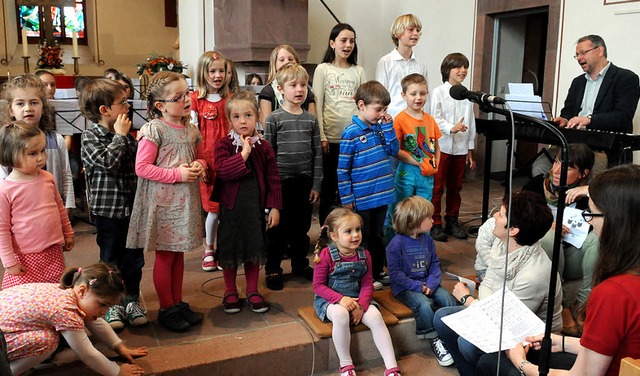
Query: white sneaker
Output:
[[373, 280, 383, 291], [430, 336, 454, 366]]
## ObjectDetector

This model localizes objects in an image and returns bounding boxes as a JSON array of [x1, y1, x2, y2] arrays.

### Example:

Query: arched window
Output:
[[17, 0, 87, 46]]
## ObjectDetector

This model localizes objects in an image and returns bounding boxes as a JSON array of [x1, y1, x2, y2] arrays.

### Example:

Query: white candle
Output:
[[22, 28, 28, 56], [72, 31, 79, 57]]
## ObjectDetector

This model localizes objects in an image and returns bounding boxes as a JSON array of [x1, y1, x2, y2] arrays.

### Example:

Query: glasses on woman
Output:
[[157, 93, 188, 103], [581, 209, 605, 222]]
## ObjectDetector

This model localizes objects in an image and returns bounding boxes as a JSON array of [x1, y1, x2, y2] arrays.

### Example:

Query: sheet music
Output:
[[440, 287, 545, 353], [444, 272, 476, 296], [562, 206, 589, 248]]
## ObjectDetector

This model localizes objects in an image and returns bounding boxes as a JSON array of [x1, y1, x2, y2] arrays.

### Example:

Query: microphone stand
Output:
[[478, 102, 568, 376]]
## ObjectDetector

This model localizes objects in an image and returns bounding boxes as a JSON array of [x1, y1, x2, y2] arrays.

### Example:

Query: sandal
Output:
[[222, 293, 242, 314], [202, 251, 219, 272], [246, 292, 269, 313]]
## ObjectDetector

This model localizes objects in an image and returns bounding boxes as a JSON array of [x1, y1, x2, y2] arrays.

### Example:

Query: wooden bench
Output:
[[298, 305, 398, 339]]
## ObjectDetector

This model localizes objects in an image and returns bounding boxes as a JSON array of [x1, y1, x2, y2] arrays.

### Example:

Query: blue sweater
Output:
[[337, 115, 399, 211], [386, 233, 443, 296]]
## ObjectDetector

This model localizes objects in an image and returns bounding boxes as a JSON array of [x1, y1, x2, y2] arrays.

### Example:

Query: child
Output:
[[312, 24, 367, 225], [35, 70, 57, 100], [0, 263, 148, 376], [126, 72, 206, 332], [263, 63, 322, 290], [337, 81, 399, 290], [245, 73, 263, 86], [0, 120, 74, 289], [386, 196, 458, 366], [1, 74, 75, 214], [430, 53, 476, 241], [313, 208, 401, 376], [376, 14, 430, 119], [213, 91, 282, 314], [226, 58, 240, 95], [191, 51, 230, 272], [259, 44, 316, 126], [80, 78, 148, 330]]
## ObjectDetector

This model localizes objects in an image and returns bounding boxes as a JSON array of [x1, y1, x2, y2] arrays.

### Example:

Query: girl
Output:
[[191, 51, 230, 272], [386, 196, 458, 366], [430, 53, 476, 242], [258, 44, 316, 127], [127, 71, 206, 332], [0, 263, 148, 376], [226, 59, 240, 95], [245, 73, 263, 86], [312, 24, 367, 224], [493, 164, 640, 376], [1, 74, 75, 214], [313, 208, 401, 376], [213, 91, 281, 315], [0, 120, 74, 289]]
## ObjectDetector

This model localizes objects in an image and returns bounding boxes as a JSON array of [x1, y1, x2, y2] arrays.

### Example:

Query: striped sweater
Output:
[[337, 115, 399, 211]]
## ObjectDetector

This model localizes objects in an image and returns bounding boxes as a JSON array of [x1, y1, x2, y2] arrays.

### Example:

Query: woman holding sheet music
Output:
[[486, 164, 640, 376]]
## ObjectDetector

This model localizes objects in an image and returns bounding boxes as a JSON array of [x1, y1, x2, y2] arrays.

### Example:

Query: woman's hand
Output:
[[566, 185, 589, 205], [451, 281, 471, 301], [338, 296, 359, 311], [506, 342, 531, 370]]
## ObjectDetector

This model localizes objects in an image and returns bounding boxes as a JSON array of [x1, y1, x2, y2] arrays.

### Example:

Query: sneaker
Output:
[[378, 272, 390, 285], [445, 217, 468, 240], [223, 293, 242, 314], [247, 293, 270, 313], [385, 367, 402, 376], [202, 251, 220, 272], [265, 272, 284, 291], [105, 305, 125, 330], [293, 266, 314, 281], [430, 336, 454, 366], [178, 301, 203, 326], [125, 300, 149, 327], [430, 224, 448, 242], [339, 364, 357, 376], [373, 280, 383, 291], [158, 305, 190, 332]]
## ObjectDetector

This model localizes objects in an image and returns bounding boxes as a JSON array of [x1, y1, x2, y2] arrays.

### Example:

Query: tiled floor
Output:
[[5, 175, 519, 375]]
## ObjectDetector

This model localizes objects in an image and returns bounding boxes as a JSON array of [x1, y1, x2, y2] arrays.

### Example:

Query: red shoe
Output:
[[202, 251, 222, 271]]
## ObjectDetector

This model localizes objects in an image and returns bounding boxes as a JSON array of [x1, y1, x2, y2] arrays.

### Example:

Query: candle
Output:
[[22, 28, 28, 56], [72, 31, 79, 57]]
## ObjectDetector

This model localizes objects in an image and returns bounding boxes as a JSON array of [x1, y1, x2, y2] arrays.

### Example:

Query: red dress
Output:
[[191, 91, 230, 213]]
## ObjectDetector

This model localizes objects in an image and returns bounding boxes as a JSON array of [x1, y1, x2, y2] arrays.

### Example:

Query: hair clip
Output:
[[89, 278, 97, 286], [77, 267, 82, 274], [4, 122, 14, 128], [212, 54, 219, 60]]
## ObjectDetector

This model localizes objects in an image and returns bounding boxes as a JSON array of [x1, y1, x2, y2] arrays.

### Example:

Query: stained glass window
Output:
[[18, 1, 86, 44]]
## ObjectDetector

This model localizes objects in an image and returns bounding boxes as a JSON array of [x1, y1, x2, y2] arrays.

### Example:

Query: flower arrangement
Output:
[[36, 41, 64, 69], [137, 54, 185, 76]]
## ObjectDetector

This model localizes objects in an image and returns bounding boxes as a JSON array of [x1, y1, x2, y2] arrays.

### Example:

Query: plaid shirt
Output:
[[81, 124, 138, 219]]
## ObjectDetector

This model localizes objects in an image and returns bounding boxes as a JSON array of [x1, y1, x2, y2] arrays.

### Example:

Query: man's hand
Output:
[[553, 116, 568, 128], [565, 116, 591, 129]]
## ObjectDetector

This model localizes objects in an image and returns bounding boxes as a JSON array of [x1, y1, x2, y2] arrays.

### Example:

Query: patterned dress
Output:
[[126, 119, 204, 252]]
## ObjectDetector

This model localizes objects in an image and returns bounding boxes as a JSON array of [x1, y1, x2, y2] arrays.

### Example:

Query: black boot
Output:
[[445, 217, 467, 239], [430, 224, 448, 242]]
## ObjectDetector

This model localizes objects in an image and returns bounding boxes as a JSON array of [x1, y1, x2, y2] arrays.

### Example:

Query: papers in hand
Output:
[[440, 287, 545, 354], [562, 206, 589, 248], [444, 272, 476, 297]]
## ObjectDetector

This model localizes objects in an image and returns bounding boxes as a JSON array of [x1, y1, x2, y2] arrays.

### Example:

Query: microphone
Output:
[[450, 85, 506, 105]]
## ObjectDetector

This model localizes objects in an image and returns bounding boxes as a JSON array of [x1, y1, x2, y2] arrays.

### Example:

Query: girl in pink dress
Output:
[[191, 50, 231, 272], [0, 120, 74, 289], [0, 263, 147, 376]]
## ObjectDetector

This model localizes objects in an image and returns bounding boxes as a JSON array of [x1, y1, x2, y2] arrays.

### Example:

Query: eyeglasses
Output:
[[110, 99, 130, 107], [581, 209, 605, 222], [574, 47, 597, 59], [156, 93, 188, 103]]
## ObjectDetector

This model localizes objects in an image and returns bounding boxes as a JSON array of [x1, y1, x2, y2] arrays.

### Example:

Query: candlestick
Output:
[[72, 57, 80, 75], [22, 56, 30, 74], [22, 29, 29, 57], [72, 31, 79, 57]]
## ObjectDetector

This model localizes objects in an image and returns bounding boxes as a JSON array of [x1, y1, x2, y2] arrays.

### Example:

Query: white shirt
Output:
[[376, 49, 430, 118], [579, 62, 611, 117], [430, 82, 476, 155]]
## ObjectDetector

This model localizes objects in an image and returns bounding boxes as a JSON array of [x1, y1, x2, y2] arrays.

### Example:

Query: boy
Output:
[[337, 81, 399, 290], [376, 14, 430, 119], [80, 79, 148, 329], [430, 53, 476, 241], [264, 64, 323, 290]]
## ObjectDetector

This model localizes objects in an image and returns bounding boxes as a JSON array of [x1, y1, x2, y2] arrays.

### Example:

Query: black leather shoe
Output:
[[430, 224, 448, 242], [445, 218, 468, 239]]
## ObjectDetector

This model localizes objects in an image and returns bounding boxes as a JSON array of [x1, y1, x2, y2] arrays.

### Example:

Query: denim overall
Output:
[[313, 244, 368, 321]]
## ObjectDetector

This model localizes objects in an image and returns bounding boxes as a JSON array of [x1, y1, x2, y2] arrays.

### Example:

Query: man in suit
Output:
[[553, 35, 640, 166]]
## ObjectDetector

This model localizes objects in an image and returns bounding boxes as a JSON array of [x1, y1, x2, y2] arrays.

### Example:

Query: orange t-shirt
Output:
[[394, 110, 442, 176]]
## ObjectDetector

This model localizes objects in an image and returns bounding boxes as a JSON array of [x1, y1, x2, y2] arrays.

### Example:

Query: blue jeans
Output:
[[396, 286, 459, 339], [434, 305, 477, 376]]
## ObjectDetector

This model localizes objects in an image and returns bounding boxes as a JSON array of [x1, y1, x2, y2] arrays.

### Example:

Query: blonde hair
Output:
[[225, 90, 259, 121], [392, 196, 434, 235], [0, 120, 44, 167], [1, 74, 55, 132], [314, 208, 363, 263], [274, 63, 309, 88], [146, 71, 188, 122], [390, 14, 422, 47], [267, 45, 301, 84], [194, 51, 229, 99], [226, 59, 240, 95]]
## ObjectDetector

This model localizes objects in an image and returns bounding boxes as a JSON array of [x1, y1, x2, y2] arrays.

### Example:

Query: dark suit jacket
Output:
[[560, 63, 640, 133]]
